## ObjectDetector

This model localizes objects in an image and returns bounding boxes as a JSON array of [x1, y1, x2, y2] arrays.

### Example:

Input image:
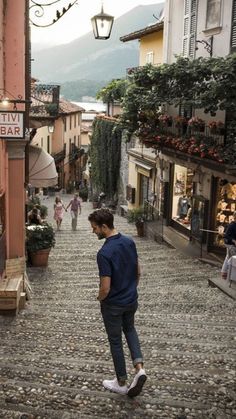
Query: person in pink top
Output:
[[66, 193, 81, 231], [54, 196, 66, 230]]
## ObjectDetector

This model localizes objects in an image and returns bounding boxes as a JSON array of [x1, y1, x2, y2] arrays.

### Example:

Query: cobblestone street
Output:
[[0, 195, 236, 419]]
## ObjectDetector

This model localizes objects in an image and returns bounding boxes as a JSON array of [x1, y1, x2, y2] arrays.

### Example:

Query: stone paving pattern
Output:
[[0, 195, 236, 419]]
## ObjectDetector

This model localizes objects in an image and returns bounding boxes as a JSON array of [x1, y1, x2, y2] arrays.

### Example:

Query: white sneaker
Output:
[[127, 368, 147, 398], [103, 378, 128, 395]]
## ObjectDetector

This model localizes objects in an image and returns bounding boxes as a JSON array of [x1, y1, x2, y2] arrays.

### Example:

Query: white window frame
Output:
[[146, 51, 154, 64]]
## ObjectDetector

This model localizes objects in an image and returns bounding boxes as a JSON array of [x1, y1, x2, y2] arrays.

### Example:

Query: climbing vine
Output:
[[119, 54, 236, 137], [90, 116, 122, 199]]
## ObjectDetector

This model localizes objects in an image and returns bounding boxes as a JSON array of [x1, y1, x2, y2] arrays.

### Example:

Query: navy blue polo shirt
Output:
[[97, 233, 138, 306]]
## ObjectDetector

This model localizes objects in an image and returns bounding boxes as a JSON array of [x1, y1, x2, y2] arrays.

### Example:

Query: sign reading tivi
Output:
[[0, 111, 25, 139]]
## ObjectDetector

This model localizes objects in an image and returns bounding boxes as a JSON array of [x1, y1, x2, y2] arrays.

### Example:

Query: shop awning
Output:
[[28, 145, 58, 187]]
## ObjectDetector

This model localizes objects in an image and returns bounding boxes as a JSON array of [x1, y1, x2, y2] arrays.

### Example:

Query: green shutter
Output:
[[231, 0, 236, 52]]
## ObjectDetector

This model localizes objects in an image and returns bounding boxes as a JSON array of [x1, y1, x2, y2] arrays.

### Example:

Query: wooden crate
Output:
[[0, 276, 23, 311]]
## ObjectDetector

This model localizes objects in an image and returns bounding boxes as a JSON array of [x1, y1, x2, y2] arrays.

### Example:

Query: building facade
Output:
[[120, 21, 164, 211], [158, 0, 236, 254], [0, 0, 28, 280]]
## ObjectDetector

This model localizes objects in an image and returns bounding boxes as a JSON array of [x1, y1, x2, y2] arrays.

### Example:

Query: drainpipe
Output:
[[24, 0, 30, 186]]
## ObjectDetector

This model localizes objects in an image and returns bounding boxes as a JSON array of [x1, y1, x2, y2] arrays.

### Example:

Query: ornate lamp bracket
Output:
[[196, 36, 213, 57], [29, 0, 78, 28]]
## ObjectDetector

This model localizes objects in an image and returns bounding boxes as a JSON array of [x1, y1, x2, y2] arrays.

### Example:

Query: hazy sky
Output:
[[30, 0, 164, 46]]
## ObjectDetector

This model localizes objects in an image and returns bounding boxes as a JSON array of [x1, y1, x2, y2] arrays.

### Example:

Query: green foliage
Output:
[[79, 187, 88, 201], [96, 79, 127, 103], [127, 207, 145, 226], [26, 223, 55, 253], [90, 117, 122, 199], [120, 55, 236, 137], [45, 103, 58, 116]]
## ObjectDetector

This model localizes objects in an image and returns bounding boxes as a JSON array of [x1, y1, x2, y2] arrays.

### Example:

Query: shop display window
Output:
[[172, 165, 194, 230], [215, 179, 236, 247]]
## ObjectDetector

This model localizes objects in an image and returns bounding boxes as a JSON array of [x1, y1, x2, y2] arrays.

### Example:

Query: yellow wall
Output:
[[139, 30, 163, 66]]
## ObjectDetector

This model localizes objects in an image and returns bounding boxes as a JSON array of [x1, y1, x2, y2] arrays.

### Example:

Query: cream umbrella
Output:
[[28, 145, 58, 187]]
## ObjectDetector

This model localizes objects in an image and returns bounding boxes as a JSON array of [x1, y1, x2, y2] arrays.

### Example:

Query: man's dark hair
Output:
[[88, 208, 114, 229]]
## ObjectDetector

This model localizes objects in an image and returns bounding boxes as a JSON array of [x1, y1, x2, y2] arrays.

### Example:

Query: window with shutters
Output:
[[146, 51, 154, 64], [231, 0, 236, 52], [182, 0, 197, 58], [206, 0, 221, 30]]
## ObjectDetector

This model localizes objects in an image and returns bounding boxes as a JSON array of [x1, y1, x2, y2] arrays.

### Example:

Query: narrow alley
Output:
[[0, 195, 236, 419]]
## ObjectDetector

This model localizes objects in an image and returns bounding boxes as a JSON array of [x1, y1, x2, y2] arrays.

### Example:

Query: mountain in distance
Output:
[[32, 3, 164, 84]]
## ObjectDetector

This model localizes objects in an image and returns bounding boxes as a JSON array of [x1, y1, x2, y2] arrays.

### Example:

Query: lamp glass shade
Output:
[[48, 124, 54, 133], [91, 7, 114, 40]]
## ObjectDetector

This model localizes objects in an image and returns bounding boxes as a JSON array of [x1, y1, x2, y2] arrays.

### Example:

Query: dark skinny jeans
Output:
[[101, 301, 143, 382]]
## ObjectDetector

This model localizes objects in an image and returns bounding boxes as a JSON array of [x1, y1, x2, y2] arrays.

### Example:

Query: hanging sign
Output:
[[0, 111, 25, 139]]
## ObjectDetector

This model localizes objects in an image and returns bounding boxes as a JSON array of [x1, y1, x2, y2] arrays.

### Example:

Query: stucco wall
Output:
[[139, 30, 163, 66], [164, 0, 233, 63]]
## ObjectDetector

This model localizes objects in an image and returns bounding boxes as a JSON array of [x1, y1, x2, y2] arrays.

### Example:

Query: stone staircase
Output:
[[0, 197, 235, 419]]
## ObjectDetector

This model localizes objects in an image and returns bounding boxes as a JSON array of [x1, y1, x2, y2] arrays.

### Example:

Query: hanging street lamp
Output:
[[91, 5, 114, 40]]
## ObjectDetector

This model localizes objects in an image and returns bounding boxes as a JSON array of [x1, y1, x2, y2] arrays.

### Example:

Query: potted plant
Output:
[[158, 114, 173, 127], [188, 116, 205, 132], [26, 223, 56, 267], [91, 192, 99, 209], [79, 187, 89, 202], [127, 207, 145, 237], [207, 120, 225, 135]]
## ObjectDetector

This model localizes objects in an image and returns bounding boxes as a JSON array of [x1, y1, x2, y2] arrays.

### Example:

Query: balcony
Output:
[[137, 113, 236, 169], [30, 84, 60, 127]]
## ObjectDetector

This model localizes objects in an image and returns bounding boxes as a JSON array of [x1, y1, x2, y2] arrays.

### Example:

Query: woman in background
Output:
[[54, 196, 66, 230]]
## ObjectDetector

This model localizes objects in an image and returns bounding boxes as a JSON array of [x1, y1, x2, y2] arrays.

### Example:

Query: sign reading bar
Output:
[[0, 111, 25, 139]]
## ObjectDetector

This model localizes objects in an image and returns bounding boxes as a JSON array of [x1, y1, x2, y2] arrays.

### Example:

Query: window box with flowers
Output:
[[188, 117, 205, 132], [158, 114, 173, 127], [207, 120, 225, 135]]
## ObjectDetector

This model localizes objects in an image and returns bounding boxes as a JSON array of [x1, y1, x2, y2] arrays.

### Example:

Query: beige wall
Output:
[[139, 30, 163, 66], [31, 126, 52, 154]]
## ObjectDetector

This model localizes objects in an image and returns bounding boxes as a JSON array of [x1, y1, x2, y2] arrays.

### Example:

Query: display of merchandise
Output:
[[215, 181, 236, 247]]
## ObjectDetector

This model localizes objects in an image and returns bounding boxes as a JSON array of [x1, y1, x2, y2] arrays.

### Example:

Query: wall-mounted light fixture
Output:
[[91, 5, 114, 40], [0, 89, 31, 110], [48, 123, 55, 133], [196, 36, 213, 57]]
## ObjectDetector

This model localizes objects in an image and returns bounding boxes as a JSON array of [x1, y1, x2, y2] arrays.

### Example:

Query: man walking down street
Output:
[[88, 208, 147, 397], [66, 193, 81, 231]]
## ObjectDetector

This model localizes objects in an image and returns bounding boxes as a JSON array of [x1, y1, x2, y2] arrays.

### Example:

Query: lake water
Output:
[[73, 101, 107, 113]]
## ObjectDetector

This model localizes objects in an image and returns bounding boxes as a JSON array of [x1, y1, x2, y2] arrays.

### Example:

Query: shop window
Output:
[[214, 179, 236, 247], [172, 165, 194, 230]]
